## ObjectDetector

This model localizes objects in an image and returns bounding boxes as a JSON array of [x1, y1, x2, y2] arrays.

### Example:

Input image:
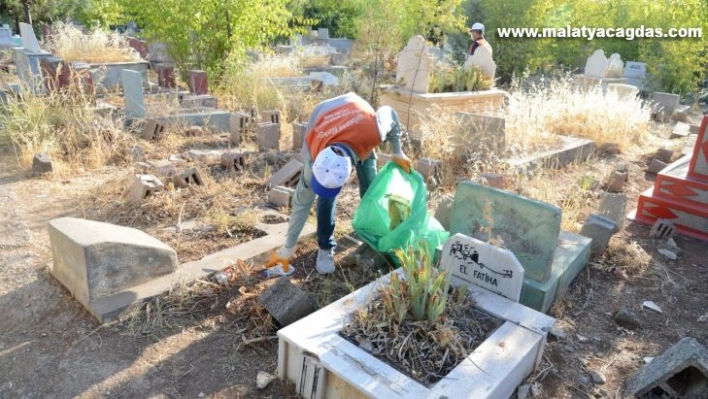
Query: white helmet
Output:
[[471, 22, 485, 32]]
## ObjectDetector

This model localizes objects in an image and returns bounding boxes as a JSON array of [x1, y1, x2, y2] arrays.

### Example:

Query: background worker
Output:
[[468, 22, 493, 57], [268, 92, 412, 275]]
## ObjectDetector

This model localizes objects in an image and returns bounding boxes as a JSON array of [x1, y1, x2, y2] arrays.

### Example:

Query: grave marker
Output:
[[584, 50, 608, 78], [19, 22, 41, 52], [188, 70, 208, 95], [441, 233, 524, 301], [395, 35, 432, 93], [121, 69, 144, 119]]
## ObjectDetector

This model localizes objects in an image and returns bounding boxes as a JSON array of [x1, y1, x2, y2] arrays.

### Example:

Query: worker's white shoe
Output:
[[316, 249, 336, 274]]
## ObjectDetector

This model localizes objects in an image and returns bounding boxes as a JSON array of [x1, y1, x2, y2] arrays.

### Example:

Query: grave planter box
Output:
[[88, 60, 149, 90], [379, 86, 507, 136], [278, 270, 555, 399], [13, 48, 60, 92]]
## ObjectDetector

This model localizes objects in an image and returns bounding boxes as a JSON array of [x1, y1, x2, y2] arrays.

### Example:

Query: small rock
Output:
[[563, 344, 575, 353], [643, 357, 654, 364], [265, 153, 278, 165], [642, 300, 663, 313], [657, 248, 678, 260], [599, 142, 621, 155], [256, 371, 275, 389], [655, 147, 674, 163], [530, 384, 540, 397], [517, 384, 531, 399], [589, 369, 607, 384], [549, 326, 566, 339], [32, 153, 53, 174], [577, 334, 590, 343], [614, 305, 642, 329], [578, 374, 591, 386], [698, 313, 708, 322], [198, 393, 205, 398], [578, 357, 590, 366]]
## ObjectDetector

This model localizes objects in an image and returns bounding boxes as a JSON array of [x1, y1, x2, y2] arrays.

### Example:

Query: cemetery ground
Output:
[[2, 117, 708, 398]]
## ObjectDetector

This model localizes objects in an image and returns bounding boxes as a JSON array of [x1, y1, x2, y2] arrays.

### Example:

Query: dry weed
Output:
[[45, 22, 141, 63]]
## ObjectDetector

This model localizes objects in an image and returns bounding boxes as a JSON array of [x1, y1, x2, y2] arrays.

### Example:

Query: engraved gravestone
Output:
[[442, 233, 524, 301], [19, 22, 41, 52], [584, 49, 608, 78]]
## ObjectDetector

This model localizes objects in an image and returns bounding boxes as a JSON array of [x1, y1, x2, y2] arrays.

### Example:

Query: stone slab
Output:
[[91, 61, 149, 90], [269, 186, 295, 208], [266, 159, 303, 189], [579, 214, 618, 257], [442, 233, 525, 301], [121, 69, 144, 119], [49, 218, 177, 319], [19, 22, 41, 52], [13, 48, 58, 92], [451, 181, 562, 282], [454, 112, 505, 155], [598, 193, 627, 229], [181, 94, 217, 108], [652, 92, 681, 116], [292, 122, 307, 150], [433, 195, 454, 231], [507, 136, 596, 171], [84, 209, 316, 322], [259, 277, 317, 327], [520, 231, 591, 313], [146, 110, 235, 133], [626, 337, 708, 398], [672, 122, 691, 139]]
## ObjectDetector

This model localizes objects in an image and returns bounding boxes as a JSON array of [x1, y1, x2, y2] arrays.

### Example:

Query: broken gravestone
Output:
[[441, 233, 524, 302], [48, 217, 177, 322], [258, 277, 317, 327], [626, 337, 708, 398], [579, 214, 618, 257]]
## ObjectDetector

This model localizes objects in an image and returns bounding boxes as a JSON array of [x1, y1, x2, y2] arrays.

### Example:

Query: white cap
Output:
[[311, 145, 352, 198], [471, 22, 485, 32]]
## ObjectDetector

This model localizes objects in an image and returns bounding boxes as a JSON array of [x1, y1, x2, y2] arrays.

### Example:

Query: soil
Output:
[[1, 124, 708, 399]]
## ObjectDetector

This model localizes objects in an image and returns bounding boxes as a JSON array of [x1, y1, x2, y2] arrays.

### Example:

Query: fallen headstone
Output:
[[674, 105, 691, 123], [258, 277, 317, 327], [671, 122, 691, 139], [647, 159, 668, 174], [579, 214, 618, 257], [652, 92, 681, 117], [625, 337, 708, 398], [655, 148, 674, 163]]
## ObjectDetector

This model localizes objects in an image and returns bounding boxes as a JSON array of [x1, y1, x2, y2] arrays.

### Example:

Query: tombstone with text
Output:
[[442, 233, 524, 302]]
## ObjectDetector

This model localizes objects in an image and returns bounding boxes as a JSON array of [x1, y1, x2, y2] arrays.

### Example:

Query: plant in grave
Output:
[[427, 63, 492, 93], [44, 22, 141, 63], [342, 242, 498, 385]]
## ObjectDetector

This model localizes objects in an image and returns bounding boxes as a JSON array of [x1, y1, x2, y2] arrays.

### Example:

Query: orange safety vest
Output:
[[305, 97, 381, 161]]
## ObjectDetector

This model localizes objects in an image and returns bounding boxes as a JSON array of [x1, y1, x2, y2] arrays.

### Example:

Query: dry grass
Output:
[[45, 22, 141, 63], [506, 74, 651, 150]]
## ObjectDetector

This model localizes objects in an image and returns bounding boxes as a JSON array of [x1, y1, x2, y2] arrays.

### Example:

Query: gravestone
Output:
[[598, 193, 627, 229], [188, 70, 208, 95], [652, 92, 681, 117], [395, 35, 432, 93], [121, 69, 144, 119], [584, 50, 608, 78], [464, 44, 496, 81], [0, 27, 12, 48], [607, 83, 638, 100], [624, 61, 647, 88], [450, 181, 561, 282], [606, 53, 624, 77], [19, 22, 41, 52], [441, 233, 524, 301], [455, 112, 505, 155], [450, 181, 591, 312], [317, 28, 330, 40]]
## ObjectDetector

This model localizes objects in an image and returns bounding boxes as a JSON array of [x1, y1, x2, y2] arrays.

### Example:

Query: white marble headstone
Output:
[[0, 27, 11, 46], [396, 35, 432, 93], [441, 233, 524, 302], [606, 53, 624, 78], [465, 44, 496, 82], [584, 49, 608, 78], [19, 22, 41, 53]]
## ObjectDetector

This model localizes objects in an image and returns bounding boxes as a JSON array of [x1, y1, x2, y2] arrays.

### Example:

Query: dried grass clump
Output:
[[45, 22, 141, 63], [507, 74, 651, 150], [600, 237, 652, 276]]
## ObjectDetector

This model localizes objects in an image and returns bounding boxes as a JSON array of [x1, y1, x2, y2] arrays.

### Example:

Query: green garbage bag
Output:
[[352, 162, 449, 258]]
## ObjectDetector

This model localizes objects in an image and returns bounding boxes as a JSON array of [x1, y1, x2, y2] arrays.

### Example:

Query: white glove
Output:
[[278, 245, 296, 259]]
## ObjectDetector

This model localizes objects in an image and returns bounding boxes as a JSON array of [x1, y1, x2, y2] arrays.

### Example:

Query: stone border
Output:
[[507, 136, 596, 171], [88, 208, 315, 322], [278, 269, 555, 399]]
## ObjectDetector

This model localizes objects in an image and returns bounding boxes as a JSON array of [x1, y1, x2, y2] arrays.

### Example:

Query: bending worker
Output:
[[269, 92, 412, 275]]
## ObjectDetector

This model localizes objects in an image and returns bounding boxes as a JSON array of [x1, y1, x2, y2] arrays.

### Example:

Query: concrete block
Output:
[[672, 122, 691, 139], [656, 147, 674, 163], [269, 186, 295, 208], [598, 193, 627, 229], [607, 171, 627, 193], [32, 153, 52, 174], [261, 109, 281, 124], [141, 119, 166, 140], [188, 70, 208, 95], [258, 277, 317, 327], [173, 167, 203, 188], [626, 337, 708, 398], [376, 153, 393, 168], [652, 92, 680, 116], [221, 152, 245, 172], [48, 217, 178, 321], [648, 159, 668, 174], [673, 105, 691, 123], [266, 159, 303, 189], [451, 181, 562, 282], [129, 174, 164, 201], [230, 112, 250, 145], [579, 214, 618, 257], [481, 172, 506, 189], [650, 218, 676, 240], [416, 158, 441, 182], [181, 94, 217, 108], [184, 125, 204, 137], [292, 122, 307, 150], [433, 195, 454, 231], [520, 231, 591, 313], [257, 122, 281, 151]]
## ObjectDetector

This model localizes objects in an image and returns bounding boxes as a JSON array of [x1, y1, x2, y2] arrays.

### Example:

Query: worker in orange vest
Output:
[[267, 93, 412, 276], [468, 22, 493, 58]]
